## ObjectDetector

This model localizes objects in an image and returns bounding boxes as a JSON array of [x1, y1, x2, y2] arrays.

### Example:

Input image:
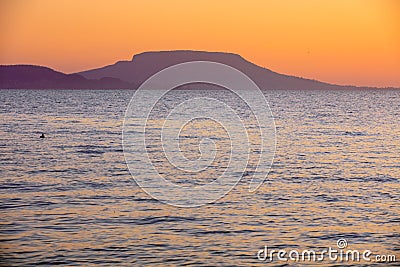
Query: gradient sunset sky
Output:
[[1, 0, 399, 87]]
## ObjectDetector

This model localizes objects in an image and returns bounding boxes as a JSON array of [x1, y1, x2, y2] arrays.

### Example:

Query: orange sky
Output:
[[1, 0, 399, 87]]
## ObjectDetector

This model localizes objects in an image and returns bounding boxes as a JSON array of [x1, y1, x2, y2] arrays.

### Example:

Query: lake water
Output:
[[0, 89, 399, 266]]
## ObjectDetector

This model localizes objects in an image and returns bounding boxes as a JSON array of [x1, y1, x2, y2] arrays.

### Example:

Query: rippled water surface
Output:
[[0, 89, 399, 266]]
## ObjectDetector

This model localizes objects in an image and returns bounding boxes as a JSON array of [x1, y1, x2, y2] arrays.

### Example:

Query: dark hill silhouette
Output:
[[1, 51, 395, 89], [78, 50, 356, 90], [0, 65, 131, 89]]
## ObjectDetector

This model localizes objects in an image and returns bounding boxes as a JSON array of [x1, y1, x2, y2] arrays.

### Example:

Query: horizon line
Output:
[[2, 49, 400, 89]]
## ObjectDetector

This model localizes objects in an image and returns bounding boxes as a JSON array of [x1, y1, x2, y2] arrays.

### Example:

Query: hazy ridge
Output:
[[1, 51, 396, 89]]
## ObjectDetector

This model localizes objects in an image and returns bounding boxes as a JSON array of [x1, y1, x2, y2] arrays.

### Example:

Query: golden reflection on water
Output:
[[0, 89, 399, 266]]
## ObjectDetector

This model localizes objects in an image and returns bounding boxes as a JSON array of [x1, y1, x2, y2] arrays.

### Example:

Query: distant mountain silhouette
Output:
[[1, 51, 395, 89], [0, 65, 131, 89], [78, 50, 357, 90]]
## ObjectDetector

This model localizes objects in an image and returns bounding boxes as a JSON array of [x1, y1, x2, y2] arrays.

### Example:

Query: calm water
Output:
[[0, 89, 399, 266]]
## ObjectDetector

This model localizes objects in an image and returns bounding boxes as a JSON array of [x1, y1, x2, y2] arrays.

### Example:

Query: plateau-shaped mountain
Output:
[[78, 50, 346, 90]]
